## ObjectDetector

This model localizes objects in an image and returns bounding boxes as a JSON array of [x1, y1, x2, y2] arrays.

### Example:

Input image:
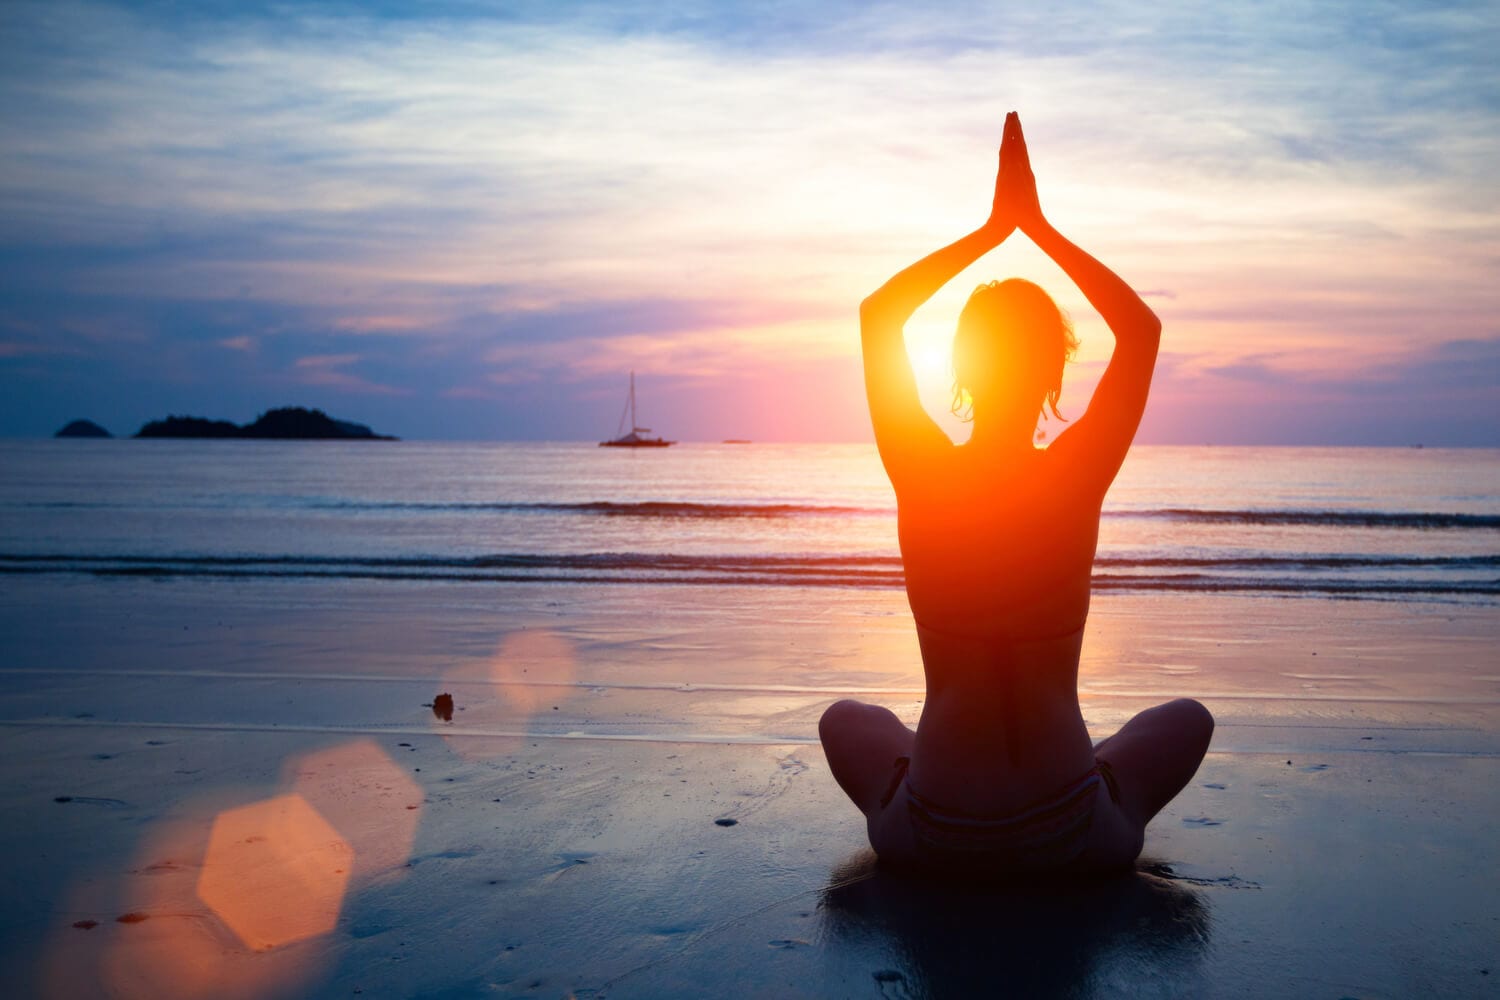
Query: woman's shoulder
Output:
[[894, 442, 1063, 506]]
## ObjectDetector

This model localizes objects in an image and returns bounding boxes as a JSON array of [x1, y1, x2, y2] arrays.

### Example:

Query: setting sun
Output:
[[905, 327, 954, 389]]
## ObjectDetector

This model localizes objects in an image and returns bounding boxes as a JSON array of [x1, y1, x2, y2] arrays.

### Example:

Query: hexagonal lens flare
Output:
[[437, 629, 577, 758], [196, 793, 352, 951], [285, 738, 423, 884]]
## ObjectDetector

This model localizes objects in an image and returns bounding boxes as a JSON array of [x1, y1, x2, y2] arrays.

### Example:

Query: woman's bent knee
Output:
[[819, 698, 867, 743], [1172, 698, 1215, 750]]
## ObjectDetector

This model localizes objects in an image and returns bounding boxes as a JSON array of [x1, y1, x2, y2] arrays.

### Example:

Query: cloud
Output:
[[292, 353, 409, 395], [0, 342, 62, 359], [1192, 338, 1500, 394], [1202, 354, 1290, 384], [1365, 337, 1500, 392], [0, 0, 1496, 442]]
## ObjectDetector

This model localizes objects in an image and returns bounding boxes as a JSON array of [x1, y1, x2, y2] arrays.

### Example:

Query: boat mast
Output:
[[614, 372, 632, 438], [601, 370, 672, 446]]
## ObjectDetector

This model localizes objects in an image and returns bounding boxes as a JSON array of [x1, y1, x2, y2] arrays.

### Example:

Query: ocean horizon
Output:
[[4, 441, 1495, 601]]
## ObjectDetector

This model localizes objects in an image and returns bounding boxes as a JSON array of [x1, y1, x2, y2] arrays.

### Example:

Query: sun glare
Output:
[[904, 322, 953, 389]]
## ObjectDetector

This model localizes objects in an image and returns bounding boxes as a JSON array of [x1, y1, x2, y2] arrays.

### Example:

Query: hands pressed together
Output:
[[986, 111, 1044, 240]]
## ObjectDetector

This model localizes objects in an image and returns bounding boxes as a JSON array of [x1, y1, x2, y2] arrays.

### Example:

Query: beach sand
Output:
[[0, 576, 1496, 997]]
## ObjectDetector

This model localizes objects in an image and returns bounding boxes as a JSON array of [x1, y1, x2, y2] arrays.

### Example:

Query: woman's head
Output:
[[951, 278, 1077, 425]]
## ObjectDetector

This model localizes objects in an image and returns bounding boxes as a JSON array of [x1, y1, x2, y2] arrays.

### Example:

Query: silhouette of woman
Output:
[[820, 113, 1213, 876]]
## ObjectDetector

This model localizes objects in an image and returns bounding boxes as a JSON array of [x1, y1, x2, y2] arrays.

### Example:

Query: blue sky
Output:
[[1, 0, 1496, 442]]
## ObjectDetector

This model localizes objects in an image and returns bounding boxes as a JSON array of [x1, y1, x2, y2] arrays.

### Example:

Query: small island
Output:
[[55, 419, 113, 438], [134, 406, 397, 440]]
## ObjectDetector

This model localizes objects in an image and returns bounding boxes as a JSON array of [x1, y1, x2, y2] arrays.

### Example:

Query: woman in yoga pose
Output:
[[820, 113, 1213, 876]]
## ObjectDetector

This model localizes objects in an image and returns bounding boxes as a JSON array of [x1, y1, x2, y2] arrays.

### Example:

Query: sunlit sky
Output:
[[2, 0, 1496, 443]]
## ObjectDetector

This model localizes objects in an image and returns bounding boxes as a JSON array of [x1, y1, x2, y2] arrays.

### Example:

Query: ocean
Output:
[[4, 441, 1498, 1000], [1, 441, 1496, 601]]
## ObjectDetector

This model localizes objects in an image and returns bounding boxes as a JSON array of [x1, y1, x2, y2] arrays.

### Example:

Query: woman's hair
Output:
[[950, 278, 1078, 423]]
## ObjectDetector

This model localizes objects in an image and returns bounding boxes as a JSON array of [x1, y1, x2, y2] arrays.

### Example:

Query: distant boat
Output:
[[600, 372, 675, 448]]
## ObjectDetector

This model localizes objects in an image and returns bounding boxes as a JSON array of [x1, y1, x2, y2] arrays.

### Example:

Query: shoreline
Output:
[[1, 576, 1495, 996]]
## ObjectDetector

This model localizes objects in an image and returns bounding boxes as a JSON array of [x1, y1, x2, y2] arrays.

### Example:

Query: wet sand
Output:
[[0, 577, 1495, 997]]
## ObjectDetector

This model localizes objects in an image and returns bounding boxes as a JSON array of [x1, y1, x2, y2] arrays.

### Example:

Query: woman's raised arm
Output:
[[861, 228, 993, 481], [861, 117, 1024, 484], [1003, 116, 1161, 491]]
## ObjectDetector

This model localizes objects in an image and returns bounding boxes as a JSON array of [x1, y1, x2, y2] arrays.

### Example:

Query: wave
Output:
[[2, 551, 1495, 597], [1115, 509, 1500, 530], [1095, 554, 1500, 569], [309, 499, 876, 518], [9, 499, 875, 518], [13, 498, 1497, 529]]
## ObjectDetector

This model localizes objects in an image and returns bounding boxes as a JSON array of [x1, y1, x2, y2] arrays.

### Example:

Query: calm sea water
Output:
[[1, 441, 1496, 601]]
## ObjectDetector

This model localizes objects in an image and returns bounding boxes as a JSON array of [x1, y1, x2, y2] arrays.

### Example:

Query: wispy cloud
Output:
[[292, 353, 408, 395], [0, 0, 1496, 440]]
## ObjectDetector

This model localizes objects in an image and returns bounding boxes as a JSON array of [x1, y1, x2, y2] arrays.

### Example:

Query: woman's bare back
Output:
[[898, 444, 1100, 645], [889, 443, 1099, 807]]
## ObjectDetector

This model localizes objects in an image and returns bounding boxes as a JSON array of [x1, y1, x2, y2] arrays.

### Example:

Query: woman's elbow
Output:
[[861, 290, 917, 338], [1121, 314, 1161, 351], [1135, 306, 1162, 342]]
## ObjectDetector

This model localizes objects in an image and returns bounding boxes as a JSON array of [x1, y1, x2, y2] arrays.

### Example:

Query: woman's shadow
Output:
[[819, 852, 1212, 997]]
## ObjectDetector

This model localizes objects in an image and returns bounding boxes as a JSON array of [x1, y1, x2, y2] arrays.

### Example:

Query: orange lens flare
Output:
[[285, 738, 423, 885], [43, 741, 421, 996], [436, 629, 578, 759], [196, 793, 353, 951], [43, 803, 323, 999]]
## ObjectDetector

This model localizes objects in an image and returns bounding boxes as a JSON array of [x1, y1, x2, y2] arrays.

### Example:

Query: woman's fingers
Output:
[[1009, 113, 1032, 168], [1002, 111, 1019, 149], [1001, 112, 1031, 170], [991, 111, 1040, 231]]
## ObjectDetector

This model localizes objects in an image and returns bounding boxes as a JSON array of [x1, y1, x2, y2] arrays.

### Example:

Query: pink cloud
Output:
[[291, 354, 409, 396]]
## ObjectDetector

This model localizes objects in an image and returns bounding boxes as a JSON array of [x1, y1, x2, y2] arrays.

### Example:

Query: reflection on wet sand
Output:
[[436, 629, 578, 759], [40, 739, 423, 998], [820, 852, 1211, 997], [283, 739, 423, 885], [42, 805, 326, 1000], [198, 793, 352, 950]]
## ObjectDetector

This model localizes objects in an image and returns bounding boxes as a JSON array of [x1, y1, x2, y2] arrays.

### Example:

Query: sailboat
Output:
[[599, 372, 675, 448]]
